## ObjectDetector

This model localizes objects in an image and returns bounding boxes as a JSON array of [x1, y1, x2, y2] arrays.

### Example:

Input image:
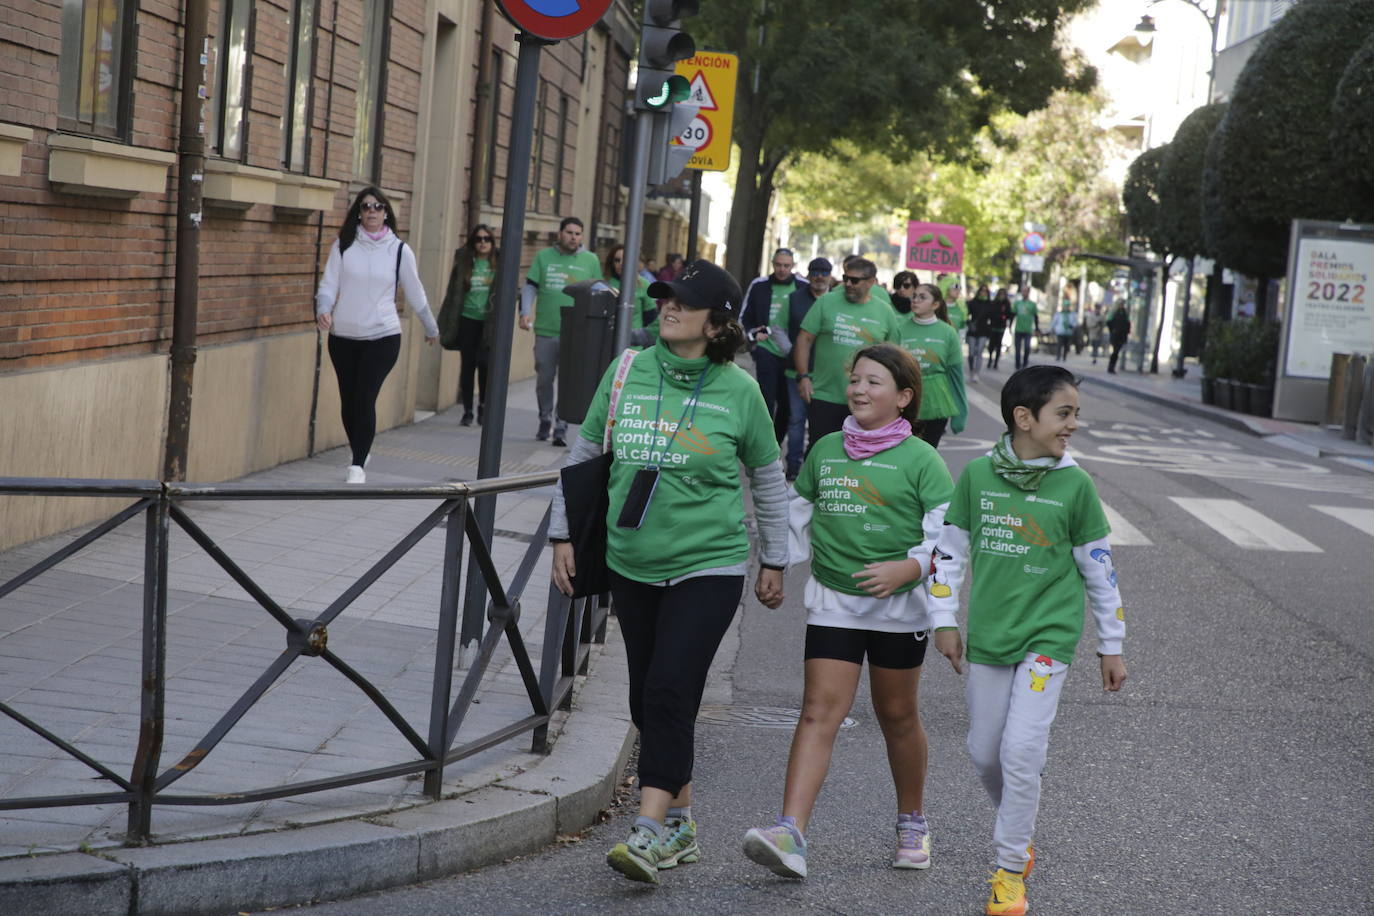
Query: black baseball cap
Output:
[[648, 259, 743, 315], [807, 257, 833, 276]]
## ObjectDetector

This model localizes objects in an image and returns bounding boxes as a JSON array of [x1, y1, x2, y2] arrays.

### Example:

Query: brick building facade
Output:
[[0, 0, 677, 548]]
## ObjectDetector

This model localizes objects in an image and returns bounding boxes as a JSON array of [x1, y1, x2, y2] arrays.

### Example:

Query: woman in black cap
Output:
[[549, 259, 790, 886]]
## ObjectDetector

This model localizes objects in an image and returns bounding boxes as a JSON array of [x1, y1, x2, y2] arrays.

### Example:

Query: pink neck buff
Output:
[[363, 226, 391, 241], [842, 414, 912, 459]]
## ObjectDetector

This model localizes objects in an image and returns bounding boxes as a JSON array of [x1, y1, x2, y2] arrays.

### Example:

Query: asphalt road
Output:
[[274, 371, 1374, 915]]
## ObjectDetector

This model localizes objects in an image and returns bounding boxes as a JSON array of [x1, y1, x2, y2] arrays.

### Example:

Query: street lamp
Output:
[[1134, 0, 1222, 377]]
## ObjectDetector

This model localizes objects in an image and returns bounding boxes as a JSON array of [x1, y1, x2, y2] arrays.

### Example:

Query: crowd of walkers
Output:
[[313, 207, 1129, 914]]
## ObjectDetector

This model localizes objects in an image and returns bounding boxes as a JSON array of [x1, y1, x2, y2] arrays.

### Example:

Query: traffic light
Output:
[[634, 0, 698, 112], [646, 101, 699, 187]]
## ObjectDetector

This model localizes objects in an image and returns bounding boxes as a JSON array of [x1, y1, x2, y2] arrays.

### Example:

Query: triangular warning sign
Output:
[[685, 72, 718, 110]]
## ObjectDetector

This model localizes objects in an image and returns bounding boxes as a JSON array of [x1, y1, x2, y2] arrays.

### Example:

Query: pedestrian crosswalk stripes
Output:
[[1100, 501, 1153, 546], [1168, 498, 1323, 553], [1311, 505, 1374, 538]]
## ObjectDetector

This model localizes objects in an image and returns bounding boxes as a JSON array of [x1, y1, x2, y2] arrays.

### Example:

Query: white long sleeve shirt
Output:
[[315, 230, 439, 340]]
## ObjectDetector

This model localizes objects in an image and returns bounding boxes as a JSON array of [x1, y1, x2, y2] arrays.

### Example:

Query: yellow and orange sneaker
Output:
[[1023, 844, 1035, 878], [985, 867, 1027, 916]]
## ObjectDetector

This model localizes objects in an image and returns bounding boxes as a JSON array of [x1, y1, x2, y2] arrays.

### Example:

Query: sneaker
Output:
[[985, 868, 1027, 916], [551, 436, 567, 448], [655, 816, 700, 869], [536, 420, 551, 441], [892, 812, 930, 869], [742, 817, 807, 879], [1023, 844, 1035, 878], [460, 411, 474, 427], [606, 825, 662, 884], [345, 465, 365, 484]]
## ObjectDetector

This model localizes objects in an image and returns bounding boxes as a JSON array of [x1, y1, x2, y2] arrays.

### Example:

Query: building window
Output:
[[282, 0, 317, 172], [527, 81, 548, 212], [353, 0, 391, 180], [208, 0, 253, 160], [58, 0, 136, 138], [552, 92, 569, 213], [484, 49, 504, 205]]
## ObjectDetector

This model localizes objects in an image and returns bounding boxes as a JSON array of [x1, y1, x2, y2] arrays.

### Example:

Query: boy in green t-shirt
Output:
[[927, 365, 1127, 916]]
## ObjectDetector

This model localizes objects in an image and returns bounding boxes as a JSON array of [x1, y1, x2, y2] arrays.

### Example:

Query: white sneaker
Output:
[[345, 465, 366, 484]]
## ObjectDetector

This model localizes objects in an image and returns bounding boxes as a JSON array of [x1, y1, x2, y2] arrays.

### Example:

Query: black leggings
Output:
[[918, 417, 948, 449], [457, 316, 488, 413], [610, 571, 743, 795], [328, 334, 401, 466]]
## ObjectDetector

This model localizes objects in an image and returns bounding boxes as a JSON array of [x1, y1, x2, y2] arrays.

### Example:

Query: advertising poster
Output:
[[1284, 233, 1374, 378]]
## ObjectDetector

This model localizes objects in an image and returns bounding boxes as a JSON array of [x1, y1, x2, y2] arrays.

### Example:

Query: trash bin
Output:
[[1327, 353, 1350, 428], [557, 279, 619, 425]]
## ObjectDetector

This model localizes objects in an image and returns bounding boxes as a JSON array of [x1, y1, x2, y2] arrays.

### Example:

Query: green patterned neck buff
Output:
[[990, 434, 1058, 491]]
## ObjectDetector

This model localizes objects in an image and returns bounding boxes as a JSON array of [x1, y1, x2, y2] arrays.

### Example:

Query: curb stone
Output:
[[0, 621, 634, 915]]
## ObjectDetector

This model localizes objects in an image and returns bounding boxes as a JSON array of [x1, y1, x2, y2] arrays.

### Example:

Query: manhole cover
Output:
[[697, 705, 856, 729]]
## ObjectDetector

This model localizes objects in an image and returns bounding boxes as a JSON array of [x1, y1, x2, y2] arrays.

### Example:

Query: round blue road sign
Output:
[[497, 0, 613, 40]]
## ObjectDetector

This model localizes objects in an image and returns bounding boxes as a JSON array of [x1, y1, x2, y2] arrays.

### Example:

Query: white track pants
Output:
[[965, 652, 1070, 872]]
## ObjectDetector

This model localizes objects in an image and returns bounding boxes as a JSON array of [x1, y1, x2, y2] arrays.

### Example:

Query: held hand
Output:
[[316, 313, 332, 333], [798, 377, 813, 403], [425, 335, 438, 346], [551, 542, 576, 597], [933, 629, 964, 674], [755, 568, 784, 608], [1100, 654, 1127, 692], [518, 315, 532, 331], [851, 559, 920, 599]]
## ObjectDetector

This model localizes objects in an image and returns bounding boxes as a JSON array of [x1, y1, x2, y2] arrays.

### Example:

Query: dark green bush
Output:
[[1158, 103, 1227, 261]]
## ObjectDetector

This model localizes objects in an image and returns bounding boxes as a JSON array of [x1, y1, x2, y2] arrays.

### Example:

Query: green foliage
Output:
[[780, 89, 1125, 286], [1158, 103, 1227, 260], [1122, 146, 1169, 255], [1203, 0, 1374, 278], [1332, 34, 1374, 209], [1203, 319, 1280, 384], [1200, 320, 1234, 380]]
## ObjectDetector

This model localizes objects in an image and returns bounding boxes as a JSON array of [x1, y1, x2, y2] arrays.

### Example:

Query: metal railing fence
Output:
[[0, 475, 608, 843]]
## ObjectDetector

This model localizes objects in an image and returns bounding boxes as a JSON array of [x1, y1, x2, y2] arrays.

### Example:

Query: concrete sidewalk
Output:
[[0, 377, 636, 915], [982, 342, 1374, 473]]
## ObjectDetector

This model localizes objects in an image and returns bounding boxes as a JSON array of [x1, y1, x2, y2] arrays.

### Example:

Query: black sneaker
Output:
[[552, 436, 567, 447], [460, 411, 474, 427], [536, 420, 551, 441]]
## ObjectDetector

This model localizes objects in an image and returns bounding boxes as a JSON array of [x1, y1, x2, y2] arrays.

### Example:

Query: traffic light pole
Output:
[[461, 31, 549, 663], [614, 109, 655, 354]]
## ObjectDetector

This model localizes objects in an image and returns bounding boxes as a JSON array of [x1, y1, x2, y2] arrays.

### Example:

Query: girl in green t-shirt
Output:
[[601, 244, 659, 344], [436, 223, 498, 426], [896, 283, 967, 449], [926, 366, 1127, 916], [742, 343, 954, 880]]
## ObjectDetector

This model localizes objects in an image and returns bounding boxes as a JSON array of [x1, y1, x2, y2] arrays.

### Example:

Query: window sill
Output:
[[0, 123, 33, 177], [275, 173, 340, 214], [47, 134, 175, 197], [203, 159, 282, 210]]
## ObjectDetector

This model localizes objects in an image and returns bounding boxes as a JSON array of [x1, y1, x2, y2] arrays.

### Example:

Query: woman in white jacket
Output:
[[315, 187, 438, 483]]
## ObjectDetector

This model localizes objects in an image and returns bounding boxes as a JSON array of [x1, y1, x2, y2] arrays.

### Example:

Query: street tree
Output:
[[1122, 145, 1169, 257], [1201, 0, 1374, 280], [1157, 102, 1227, 261], [693, 0, 1096, 283], [1331, 33, 1374, 211]]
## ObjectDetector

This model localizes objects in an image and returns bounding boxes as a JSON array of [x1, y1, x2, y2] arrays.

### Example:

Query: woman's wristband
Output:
[[760, 562, 785, 571], [795, 373, 811, 380], [549, 537, 570, 545]]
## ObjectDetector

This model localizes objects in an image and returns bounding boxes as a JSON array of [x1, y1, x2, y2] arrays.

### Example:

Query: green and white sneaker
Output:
[[656, 816, 700, 868], [607, 824, 663, 884]]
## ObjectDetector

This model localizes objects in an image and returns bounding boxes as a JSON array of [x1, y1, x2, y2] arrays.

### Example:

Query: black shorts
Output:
[[803, 625, 928, 670]]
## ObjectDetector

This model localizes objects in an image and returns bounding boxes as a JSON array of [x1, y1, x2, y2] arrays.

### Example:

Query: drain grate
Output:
[[697, 705, 856, 729]]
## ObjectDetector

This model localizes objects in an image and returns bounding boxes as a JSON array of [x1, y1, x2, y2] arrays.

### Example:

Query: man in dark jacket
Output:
[[741, 248, 806, 442]]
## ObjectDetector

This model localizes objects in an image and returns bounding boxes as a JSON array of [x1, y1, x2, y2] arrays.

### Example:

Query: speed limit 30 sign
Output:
[[673, 52, 737, 171]]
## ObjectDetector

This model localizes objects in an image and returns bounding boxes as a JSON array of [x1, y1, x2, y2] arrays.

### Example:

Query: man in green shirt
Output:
[[794, 257, 902, 448], [1011, 287, 1040, 370], [519, 216, 603, 445]]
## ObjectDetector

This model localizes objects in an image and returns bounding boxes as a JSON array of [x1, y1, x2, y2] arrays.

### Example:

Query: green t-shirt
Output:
[[946, 300, 968, 330], [897, 317, 962, 421], [756, 281, 795, 357], [944, 457, 1112, 666], [799, 290, 902, 404], [527, 247, 603, 337], [461, 257, 493, 321], [603, 272, 654, 331], [579, 341, 780, 582], [869, 284, 892, 306], [1012, 300, 1038, 334], [796, 434, 953, 597]]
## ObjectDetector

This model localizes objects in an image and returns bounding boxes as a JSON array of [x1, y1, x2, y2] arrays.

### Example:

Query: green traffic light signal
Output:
[[644, 74, 690, 109]]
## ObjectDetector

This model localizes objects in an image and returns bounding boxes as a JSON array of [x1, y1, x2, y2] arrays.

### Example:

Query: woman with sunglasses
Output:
[[315, 187, 438, 483], [891, 271, 919, 315], [603, 244, 660, 345], [438, 225, 499, 426]]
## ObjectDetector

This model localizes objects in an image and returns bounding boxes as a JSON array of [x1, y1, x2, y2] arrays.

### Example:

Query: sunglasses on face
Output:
[[360, 202, 386, 212], [842, 274, 871, 284], [474, 235, 494, 243]]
